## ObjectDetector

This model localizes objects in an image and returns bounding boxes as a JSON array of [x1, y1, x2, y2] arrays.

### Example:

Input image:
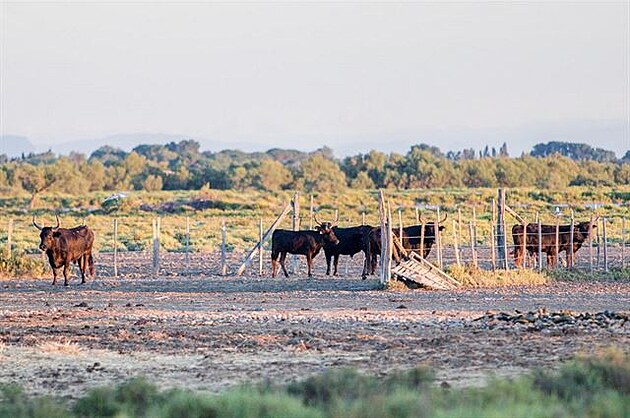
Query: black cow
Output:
[[271, 219, 339, 278], [323, 225, 373, 276], [512, 220, 597, 268], [362, 215, 447, 278], [33, 215, 95, 286]]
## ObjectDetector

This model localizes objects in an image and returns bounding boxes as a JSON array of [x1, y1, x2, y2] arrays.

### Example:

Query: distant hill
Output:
[[0, 135, 36, 157], [44, 133, 269, 156], [49, 133, 189, 155]]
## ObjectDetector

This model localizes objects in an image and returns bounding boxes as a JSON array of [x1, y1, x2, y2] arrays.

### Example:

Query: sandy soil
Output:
[[0, 253, 628, 401]]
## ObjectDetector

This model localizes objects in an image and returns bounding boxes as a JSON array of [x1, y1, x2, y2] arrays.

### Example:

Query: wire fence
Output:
[[1, 209, 628, 279]]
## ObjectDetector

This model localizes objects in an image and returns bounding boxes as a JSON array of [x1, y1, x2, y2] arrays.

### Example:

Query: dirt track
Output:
[[0, 266, 628, 401]]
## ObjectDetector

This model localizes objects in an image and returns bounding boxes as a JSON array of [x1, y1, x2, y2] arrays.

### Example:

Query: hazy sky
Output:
[[1, 1, 628, 157]]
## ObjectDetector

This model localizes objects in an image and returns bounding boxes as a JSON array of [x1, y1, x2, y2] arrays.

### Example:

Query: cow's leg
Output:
[[325, 253, 332, 275], [279, 252, 289, 278], [333, 254, 339, 276], [63, 262, 70, 286], [306, 253, 313, 277], [514, 245, 523, 268], [51, 267, 58, 285], [372, 250, 379, 275], [79, 255, 87, 284], [271, 251, 279, 278], [88, 252, 95, 278]]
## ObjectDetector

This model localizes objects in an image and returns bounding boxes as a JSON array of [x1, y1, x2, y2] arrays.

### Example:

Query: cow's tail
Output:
[[88, 253, 95, 277]]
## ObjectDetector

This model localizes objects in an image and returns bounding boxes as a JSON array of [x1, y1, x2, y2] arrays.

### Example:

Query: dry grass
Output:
[[38, 338, 84, 356], [447, 263, 549, 287]]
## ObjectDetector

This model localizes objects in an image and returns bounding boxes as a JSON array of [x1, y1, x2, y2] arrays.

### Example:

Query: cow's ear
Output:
[[439, 225, 445, 231]]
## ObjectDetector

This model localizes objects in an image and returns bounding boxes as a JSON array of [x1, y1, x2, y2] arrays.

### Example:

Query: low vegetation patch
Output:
[[1, 350, 628, 418], [547, 267, 630, 282], [0, 248, 47, 278], [447, 264, 549, 287]]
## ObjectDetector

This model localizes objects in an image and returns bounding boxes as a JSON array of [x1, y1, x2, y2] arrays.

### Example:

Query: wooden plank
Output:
[[236, 202, 292, 276], [391, 251, 460, 290], [504, 204, 526, 224]]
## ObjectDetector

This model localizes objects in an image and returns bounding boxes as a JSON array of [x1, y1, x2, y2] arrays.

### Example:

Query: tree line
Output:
[[0, 140, 628, 207]]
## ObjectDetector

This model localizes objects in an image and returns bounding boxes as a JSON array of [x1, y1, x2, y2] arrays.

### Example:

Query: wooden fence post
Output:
[[6, 219, 12, 253], [497, 188, 508, 269], [185, 216, 190, 275], [471, 206, 477, 267], [398, 207, 403, 243], [415, 207, 420, 224], [419, 219, 425, 259], [379, 191, 391, 285], [537, 213, 542, 272], [362, 211, 366, 226], [309, 194, 314, 230], [521, 219, 527, 269], [589, 213, 594, 273], [469, 221, 477, 268], [221, 219, 227, 276], [113, 218, 118, 277], [259, 218, 264, 276], [452, 219, 461, 266], [596, 219, 601, 267], [292, 193, 300, 274], [436, 207, 443, 270], [569, 209, 575, 268], [603, 217, 608, 272], [152, 217, 160, 276], [491, 200, 496, 270], [555, 216, 560, 269], [622, 217, 626, 269]]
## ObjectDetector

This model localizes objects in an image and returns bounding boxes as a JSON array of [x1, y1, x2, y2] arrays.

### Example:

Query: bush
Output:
[[0, 348, 628, 418], [0, 248, 47, 278]]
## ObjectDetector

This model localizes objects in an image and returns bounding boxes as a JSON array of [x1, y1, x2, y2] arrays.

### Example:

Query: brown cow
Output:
[[33, 214, 95, 286]]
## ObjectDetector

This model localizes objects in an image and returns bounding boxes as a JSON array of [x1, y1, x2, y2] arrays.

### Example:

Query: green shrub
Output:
[[0, 384, 68, 418], [0, 347, 628, 418], [0, 247, 47, 278]]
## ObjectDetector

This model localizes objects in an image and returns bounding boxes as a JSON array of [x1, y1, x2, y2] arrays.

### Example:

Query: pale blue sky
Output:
[[1, 1, 628, 157]]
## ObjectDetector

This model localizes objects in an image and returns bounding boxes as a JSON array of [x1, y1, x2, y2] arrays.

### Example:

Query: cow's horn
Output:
[[439, 213, 448, 224], [313, 213, 322, 226], [32, 215, 43, 231], [334, 210, 339, 223], [54, 214, 60, 229], [592, 216, 600, 224]]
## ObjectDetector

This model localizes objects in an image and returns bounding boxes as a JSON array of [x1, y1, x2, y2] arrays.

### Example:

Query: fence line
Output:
[[2, 203, 628, 278]]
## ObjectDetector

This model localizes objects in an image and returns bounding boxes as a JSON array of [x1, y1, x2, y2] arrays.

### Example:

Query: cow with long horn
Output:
[[271, 214, 339, 278], [33, 214, 95, 286], [362, 212, 447, 278]]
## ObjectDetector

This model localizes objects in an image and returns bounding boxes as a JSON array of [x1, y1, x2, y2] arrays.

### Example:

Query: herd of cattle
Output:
[[31, 214, 598, 285]]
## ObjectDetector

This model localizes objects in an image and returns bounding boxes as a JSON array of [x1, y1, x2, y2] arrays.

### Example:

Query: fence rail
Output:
[[1, 193, 628, 278]]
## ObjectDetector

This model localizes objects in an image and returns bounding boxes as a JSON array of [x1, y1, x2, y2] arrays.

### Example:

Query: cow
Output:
[[33, 214, 95, 286], [271, 216, 339, 278], [362, 213, 447, 278], [512, 219, 597, 268], [323, 225, 373, 276]]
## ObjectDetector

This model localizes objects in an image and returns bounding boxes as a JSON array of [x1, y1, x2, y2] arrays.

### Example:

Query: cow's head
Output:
[[419, 212, 447, 238], [33, 214, 60, 251], [576, 218, 598, 240], [314, 215, 340, 245]]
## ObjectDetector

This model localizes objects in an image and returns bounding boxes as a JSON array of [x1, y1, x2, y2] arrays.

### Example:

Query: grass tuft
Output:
[[447, 264, 548, 287]]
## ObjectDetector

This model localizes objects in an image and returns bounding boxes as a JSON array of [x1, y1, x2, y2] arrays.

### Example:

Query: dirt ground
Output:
[[0, 253, 628, 401]]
